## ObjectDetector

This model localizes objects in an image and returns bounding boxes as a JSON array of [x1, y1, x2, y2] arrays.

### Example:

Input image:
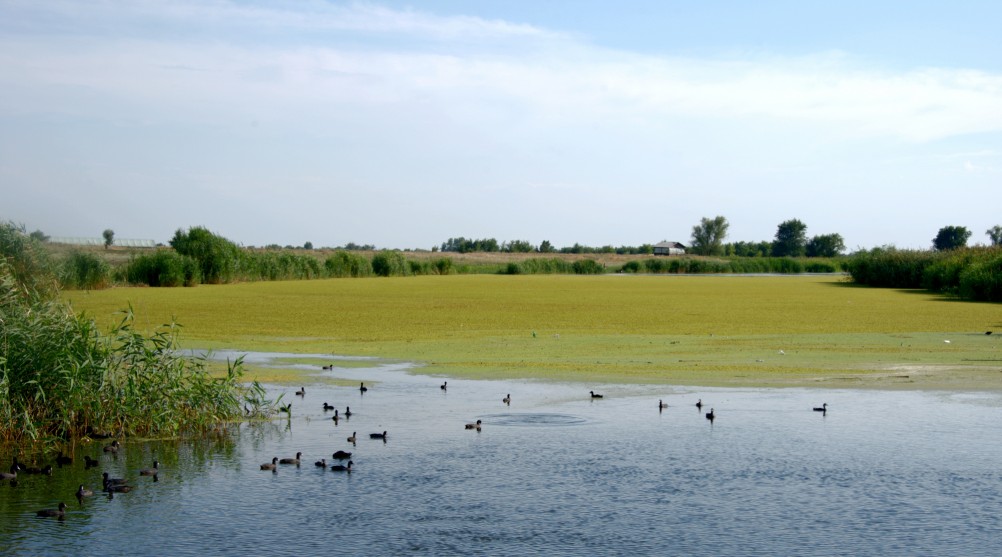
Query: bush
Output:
[[958, 254, 1002, 302], [325, 250, 372, 278], [125, 250, 200, 287], [371, 251, 410, 277], [59, 250, 111, 290], [572, 259, 605, 274], [170, 226, 241, 284]]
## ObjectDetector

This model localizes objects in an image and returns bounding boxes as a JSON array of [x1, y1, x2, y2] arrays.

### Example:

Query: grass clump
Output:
[[0, 221, 251, 447]]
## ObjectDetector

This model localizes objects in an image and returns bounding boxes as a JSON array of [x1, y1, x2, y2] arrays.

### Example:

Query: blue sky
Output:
[[2, 1, 1000, 250]]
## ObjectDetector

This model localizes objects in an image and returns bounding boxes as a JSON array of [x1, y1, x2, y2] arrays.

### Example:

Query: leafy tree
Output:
[[170, 226, 241, 283], [29, 229, 49, 242], [538, 240, 555, 253], [102, 229, 115, 249], [987, 225, 1002, 246], [805, 233, 846, 257], [772, 219, 808, 257], [690, 216, 730, 256], [503, 240, 533, 253], [303, 241, 313, 250], [932, 226, 971, 251]]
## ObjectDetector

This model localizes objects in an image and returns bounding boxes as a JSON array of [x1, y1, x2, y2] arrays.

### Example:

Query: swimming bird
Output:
[[344, 407, 352, 418], [295, 387, 306, 397], [659, 400, 668, 410], [441, 381, 447, 391], [322, 364, 334, 370], [465, 420, 482, 430], [813, 403, 828, 413], [590, 391, 604, 399], [323, 402, 336, 411], [502, 394, 511, 405], [359, 382, 368, 393], [102, 472, 126, 486], [347, 432, 357, 444], [103, 440, 121, 453], [84, 456, 99, 469], [24, 465, 53, 476], [35, 502, 67, 518], [330, 460, 353, 472], [696, 399, 703, 410], [76, 485, 94, 498], [369, 431, 387, 440], [55, 452, 73, 466], [260, 457, 279, 471], [0, 470, 15, 481], [106, 484, 133, 493], [705, 408, 715, 422], [315, 458, 327, 468], [332, 450, 352, 460], [279, 452, 303, 465], [986, 331, 993, 336], [139, 460, 159, 476], [278, 403, 292, 414], [8, 456, 22, 474]]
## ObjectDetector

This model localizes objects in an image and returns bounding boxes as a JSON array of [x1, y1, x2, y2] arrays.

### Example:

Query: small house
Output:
[[653, 241, 686, 256]]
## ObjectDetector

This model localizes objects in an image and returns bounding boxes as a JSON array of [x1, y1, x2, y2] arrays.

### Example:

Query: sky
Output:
[[2, 0, 1001, 251]]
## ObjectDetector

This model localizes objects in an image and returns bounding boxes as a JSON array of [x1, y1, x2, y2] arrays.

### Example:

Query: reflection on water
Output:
[[3, 352, 1002, 556]]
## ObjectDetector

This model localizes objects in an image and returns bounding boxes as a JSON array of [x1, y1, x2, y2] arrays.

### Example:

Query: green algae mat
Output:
[[63, 275, 1002, 390]]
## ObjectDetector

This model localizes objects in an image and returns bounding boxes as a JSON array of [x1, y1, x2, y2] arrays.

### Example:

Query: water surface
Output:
[[3, 353, 1001, 556]]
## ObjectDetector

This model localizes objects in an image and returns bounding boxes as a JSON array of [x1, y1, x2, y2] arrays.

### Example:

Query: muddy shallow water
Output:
[[3, 352, 1002, 556]]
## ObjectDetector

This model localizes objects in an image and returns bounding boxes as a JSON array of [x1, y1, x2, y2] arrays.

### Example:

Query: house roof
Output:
[[654, 241, 686, 249]]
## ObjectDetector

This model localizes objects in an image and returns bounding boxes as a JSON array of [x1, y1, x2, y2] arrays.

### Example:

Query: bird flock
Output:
[[6, 440, 161, 520], [15, 364, 832, 520]]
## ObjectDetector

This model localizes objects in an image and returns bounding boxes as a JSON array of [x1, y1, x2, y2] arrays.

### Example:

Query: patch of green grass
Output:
[[63, 275, 1002, 389]]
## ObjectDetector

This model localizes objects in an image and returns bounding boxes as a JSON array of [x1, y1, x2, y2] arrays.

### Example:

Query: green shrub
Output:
[[170, 226, 241, 284], [325, 250, 372, 278], [371, 251, 410, 277], [958, 255, 1002, 302], [59, 250, 111, 290], [572, 259, 605, 274], [125, 250, 200, 287]]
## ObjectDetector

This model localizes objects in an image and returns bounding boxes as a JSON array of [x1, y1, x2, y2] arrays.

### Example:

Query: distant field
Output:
[[62, 275, 1002, 390]]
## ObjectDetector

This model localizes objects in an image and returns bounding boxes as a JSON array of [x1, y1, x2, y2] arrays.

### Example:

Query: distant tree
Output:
[[987, 225, 1002, 246], [102, 229, 115, 249], [503, 240, 533, 253], [170, 226, 241, 283], [690, 216, 730, 256], [932, 226, 971, 251], [303, 241, 313, 250], [805, 233, 846, 257], [772, 219, 808, 257], [538, 240, 555, 253], [29, 229, 49, 242]]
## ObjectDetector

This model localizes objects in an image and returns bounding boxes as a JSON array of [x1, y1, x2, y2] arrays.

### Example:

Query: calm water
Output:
[[3, 353, 1002, 556]]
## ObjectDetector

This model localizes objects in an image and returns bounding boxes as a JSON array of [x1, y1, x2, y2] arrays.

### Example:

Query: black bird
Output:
[[76, 485, 94, 498], [330, 460, 353, 472], [279, 452, 303, 465], [696, 399, 703, 410], [24, 465, 53, 476], [260, 457, 279, 471], [986, 331, 993, 336], [35, 502, 67, 518], [331, 410, 340, 423], [705, 408, 715, 422], [102, 472, 126, 486], [502, 394, 511, 405], [590, 391, 604, 399], [55, 452, 73, 466], [323, 402, 336, 411], [84, 456, 99, 469], [139, 460, 159, 476], [359, 382, 368, 393], [344, 407, 352, 418], [659, 400, 668, 410], [346, 432, 357, 444], [332, 450, 352, 460], [315, 458, 327, 468], [295, 387, 306, 397], [465, 420, 482, 430], [103, 440, 121, 453], [441, 381, 447, 391], [106, 484, 133, 493], [322, 364, 334, 370], [813, 403, 828, 413], [278, 403, 292, 414], [369, 431, 387, 440]]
